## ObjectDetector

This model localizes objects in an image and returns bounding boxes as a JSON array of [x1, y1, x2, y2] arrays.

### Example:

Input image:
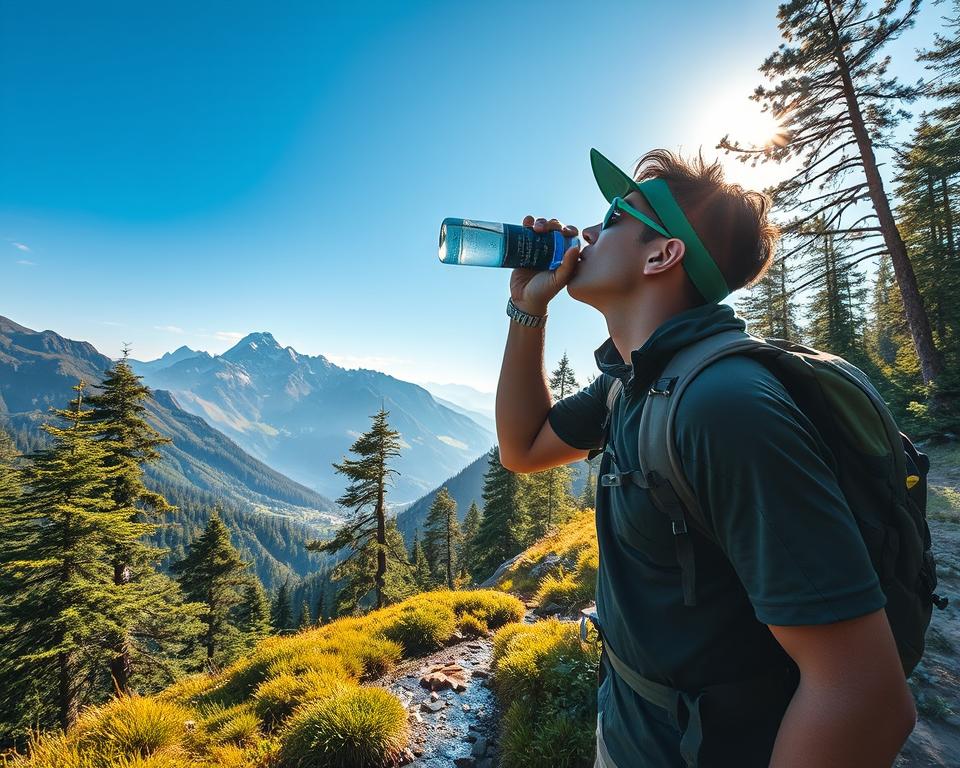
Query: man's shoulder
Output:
[[677, 352, 793, 424]]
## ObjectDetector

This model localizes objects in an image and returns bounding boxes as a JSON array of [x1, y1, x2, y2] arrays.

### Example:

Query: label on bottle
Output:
[[502, 224, 556, 270]]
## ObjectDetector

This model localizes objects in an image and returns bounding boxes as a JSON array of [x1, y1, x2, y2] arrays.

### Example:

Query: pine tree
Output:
[[738, 254, 803, 340], [889, 113, 960, 429], [549, 352, 578, 399], [296, 600, 312, 630], [171, 514, 251, 667], [86, 347, 185, 694], [308, 406, 405, 610], [457, 501, 483, 583], [0, 382, 137, 733], [423, 487, 461, 590], [720, 0, 944, 387], [0, 425, 20, 512], [472, 446, 527, 581], [410, 533, 434, 590], [271, 579, 294, 632], [540, 355, 580, 529], [918, 0, 960, 130], [327, 520, 416, 616], [315, 590, 326, 626], [233, 577, 272, 647], [804, 215, 871, 371], [521, 466, 575, 542], [578, 459, 598, 510]]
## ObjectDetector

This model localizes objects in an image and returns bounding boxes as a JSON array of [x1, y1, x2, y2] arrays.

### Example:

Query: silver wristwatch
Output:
[[506, 297, 547, 328]]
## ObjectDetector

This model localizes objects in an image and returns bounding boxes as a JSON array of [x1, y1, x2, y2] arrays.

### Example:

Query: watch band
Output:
[[506, 297, 547, 328]]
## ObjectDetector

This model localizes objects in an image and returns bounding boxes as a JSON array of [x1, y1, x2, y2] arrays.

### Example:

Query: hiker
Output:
[[495, 148, 918, 767]]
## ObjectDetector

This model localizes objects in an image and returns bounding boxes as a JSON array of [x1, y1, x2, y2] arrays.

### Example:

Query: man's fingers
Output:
[[552, 243, 581, 285], [523, 215, 577, 235]]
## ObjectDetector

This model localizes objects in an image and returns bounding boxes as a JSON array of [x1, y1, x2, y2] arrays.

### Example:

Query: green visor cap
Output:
[[590, 148, 731, 304]]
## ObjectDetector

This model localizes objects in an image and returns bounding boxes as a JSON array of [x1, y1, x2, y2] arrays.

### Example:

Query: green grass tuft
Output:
[[277, 687, 409, 768]]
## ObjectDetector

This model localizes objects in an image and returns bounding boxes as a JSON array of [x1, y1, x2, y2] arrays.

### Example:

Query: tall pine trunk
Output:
[[445, 512, 454, 590], [825, 0, 943, 385], [941, 175, 955, 260], [375, 479, 386, 610], [109, 559, 131, 692], [58, 649, 77, 731]]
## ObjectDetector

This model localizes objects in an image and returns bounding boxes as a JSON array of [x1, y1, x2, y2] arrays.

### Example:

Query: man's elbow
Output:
[[497, 445, 526, 473]]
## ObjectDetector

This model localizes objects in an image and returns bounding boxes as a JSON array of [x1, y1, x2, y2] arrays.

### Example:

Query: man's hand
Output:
[[510, 216, 581, 315]]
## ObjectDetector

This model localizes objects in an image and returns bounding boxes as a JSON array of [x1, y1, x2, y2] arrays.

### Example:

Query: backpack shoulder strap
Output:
[[605, 375, 624, 414], [637, 330, 766, 605], [596, 375, 624, 456]]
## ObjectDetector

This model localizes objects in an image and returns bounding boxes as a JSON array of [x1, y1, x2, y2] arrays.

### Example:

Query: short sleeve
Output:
[[674, 356, 887, 627], [547, 373, 613, 454]]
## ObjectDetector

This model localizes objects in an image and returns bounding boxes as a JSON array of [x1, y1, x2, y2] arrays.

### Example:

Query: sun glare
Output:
[[716, 98, 790, 151]]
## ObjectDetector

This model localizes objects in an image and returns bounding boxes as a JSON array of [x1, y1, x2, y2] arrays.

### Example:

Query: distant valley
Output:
[[129, 334, 496, 502]]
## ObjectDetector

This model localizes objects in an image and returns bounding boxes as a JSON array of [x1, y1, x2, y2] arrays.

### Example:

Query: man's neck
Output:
[[603, 293, 696, 366]]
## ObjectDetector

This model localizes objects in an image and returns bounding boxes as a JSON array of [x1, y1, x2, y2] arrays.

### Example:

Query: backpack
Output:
[[592, 328, 948, 678]]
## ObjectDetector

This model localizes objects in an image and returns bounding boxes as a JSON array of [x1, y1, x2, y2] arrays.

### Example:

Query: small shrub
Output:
[[156, 674, 223, 706], [5, 732, 95, 768], [266, 648, 361, 682], [444, 590, 525, 629], [500, 699, 537, 768], [575, 546, 599, 589], [492, 620, 600, 768], [491, 622, 529, 661], [199, 744, 250, 768], [277, 687, 408, 768], [73, 695, 193, 762], [380, 603, 457, 656], [457, 613, 489, 638], [214, 709, 261, 748], [533, 570, 582, 609], [527, 709, 594, 767], [253, 672, 350, 729]]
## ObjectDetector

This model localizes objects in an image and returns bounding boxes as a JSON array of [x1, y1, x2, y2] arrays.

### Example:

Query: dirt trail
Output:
[[895, 447, 960, 767]]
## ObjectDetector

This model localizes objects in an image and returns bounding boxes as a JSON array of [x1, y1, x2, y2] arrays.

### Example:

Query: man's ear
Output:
[[644, 238, 685, 274]]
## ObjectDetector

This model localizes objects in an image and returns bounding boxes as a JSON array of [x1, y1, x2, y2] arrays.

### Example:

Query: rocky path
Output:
[[366, 607, 538, 768], [367, 638, 500, 767]]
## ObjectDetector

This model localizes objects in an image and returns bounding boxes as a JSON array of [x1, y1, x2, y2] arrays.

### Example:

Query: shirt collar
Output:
[[593, 302, 747, 395]]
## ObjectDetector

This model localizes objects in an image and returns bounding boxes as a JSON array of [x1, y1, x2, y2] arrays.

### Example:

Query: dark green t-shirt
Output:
[[547, 302, 886, 767]]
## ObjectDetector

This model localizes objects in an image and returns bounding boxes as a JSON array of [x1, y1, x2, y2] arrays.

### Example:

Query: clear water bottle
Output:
[[438, 218, 580, 271]]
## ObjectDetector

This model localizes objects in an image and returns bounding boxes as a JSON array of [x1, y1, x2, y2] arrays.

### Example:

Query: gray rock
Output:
[[420, 700, 445, 713], [471, 736, 488, 757], [478, 551, 526, 588]]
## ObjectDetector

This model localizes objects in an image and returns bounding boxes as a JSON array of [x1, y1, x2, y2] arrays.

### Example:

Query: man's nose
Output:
[[582, 223, 602, 245]]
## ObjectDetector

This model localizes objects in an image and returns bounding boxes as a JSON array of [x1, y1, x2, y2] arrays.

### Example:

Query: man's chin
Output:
[[565, 278, 599, 309]]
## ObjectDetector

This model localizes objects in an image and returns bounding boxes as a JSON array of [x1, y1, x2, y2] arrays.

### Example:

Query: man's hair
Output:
[[631, 148, 780, 305]]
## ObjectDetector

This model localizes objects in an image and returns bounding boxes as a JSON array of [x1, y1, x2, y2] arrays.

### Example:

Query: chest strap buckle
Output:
[[600, 473, 621, 487], [649, 376, 679, 396]]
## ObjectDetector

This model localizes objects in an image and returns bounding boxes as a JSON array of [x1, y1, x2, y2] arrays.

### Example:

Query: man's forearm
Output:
[[769, 676, 915, 767], [496, 311, 551, 470]]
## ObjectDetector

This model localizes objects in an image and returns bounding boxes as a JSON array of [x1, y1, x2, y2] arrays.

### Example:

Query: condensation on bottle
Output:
[[438, 218, 580, 271]]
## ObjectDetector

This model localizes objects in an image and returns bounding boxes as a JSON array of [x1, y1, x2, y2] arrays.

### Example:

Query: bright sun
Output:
[[689, 93, 794, 189], [716, 100, 790, 151]]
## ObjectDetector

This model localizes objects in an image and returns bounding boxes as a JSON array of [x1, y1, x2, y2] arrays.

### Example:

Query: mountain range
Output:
[[0, 315, 340, 587], [129, 333, 496, 502]]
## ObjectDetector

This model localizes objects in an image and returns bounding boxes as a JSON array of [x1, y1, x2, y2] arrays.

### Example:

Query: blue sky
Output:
[[0, 1, 946, 393]]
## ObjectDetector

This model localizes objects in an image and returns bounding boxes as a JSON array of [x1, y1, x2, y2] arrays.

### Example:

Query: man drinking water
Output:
[[495, 147, 916, 767]]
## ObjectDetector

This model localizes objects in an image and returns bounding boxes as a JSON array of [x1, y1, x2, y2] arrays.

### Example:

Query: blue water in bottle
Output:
[[438, 218, 580, 271]]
